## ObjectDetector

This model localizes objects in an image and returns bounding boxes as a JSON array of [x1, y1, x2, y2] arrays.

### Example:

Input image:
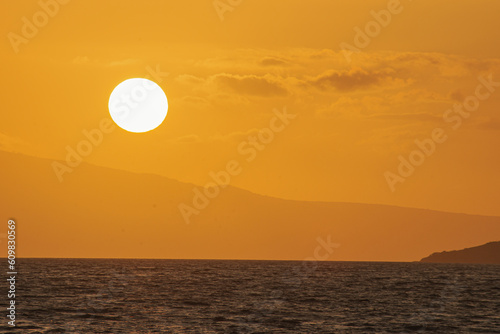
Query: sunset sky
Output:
[[1, 0, 500, 222]]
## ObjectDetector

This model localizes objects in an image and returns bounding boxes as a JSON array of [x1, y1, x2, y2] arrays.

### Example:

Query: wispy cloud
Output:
[[72, 56, 140, 67], [309, 68, 393, 91], [259, 57, 289, 67], [213, 73, 289, 97]]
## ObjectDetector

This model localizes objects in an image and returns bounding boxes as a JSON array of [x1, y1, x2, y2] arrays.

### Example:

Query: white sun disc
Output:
[[108, 78, 168, 133]]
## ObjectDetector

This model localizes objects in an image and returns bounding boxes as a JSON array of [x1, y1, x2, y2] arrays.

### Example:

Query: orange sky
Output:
[[1, 0, 500, 221]]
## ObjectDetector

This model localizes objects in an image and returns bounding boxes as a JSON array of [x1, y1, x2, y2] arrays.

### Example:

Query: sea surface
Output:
[[1, 259, 499, 333]]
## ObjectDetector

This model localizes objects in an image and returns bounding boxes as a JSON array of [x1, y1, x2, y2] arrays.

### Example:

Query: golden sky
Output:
[[2, 0, 500, 220]]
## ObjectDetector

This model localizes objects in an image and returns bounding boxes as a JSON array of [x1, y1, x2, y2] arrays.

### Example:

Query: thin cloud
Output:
[[213, 73, 289, 97], [259, 57, 289, 67], [309, 68, 393, 91], [72, 56, 140, 67]]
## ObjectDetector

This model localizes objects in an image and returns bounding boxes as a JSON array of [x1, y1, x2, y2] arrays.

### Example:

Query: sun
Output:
[[108, 78, 168, 133]]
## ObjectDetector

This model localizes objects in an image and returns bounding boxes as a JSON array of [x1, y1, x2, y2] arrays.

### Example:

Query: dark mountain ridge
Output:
[[421, 241, 500, 264]]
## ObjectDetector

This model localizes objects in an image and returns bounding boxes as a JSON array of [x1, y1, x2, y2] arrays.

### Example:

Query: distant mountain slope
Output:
[[1, 150, 500, 261], [420, 241, 500, 264]]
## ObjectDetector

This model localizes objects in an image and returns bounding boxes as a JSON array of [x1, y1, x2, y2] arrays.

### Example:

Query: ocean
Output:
[[1, 259, 499, 333]]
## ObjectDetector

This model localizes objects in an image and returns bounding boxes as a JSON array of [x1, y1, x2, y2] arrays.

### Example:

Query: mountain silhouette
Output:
[[1, 150, 500, 262], [420, 241, 500, 264]]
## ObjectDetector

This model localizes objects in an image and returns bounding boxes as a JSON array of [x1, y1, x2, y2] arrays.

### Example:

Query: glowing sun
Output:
[[108, 78, 168, 133]]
